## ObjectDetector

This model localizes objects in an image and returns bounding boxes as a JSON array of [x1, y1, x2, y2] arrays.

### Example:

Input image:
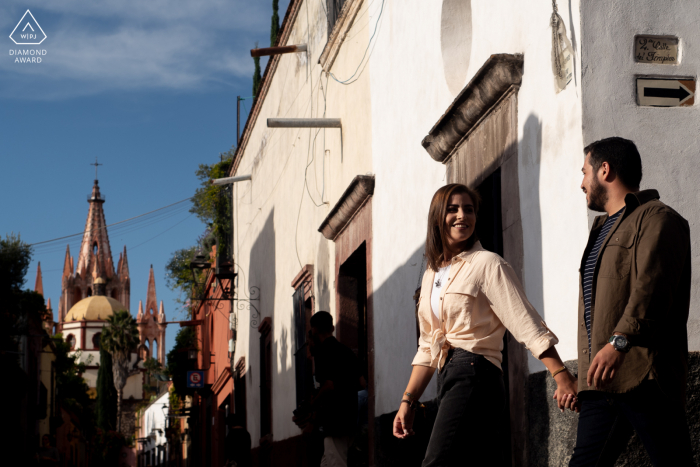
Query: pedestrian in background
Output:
[[224, 413, 251, 467], [296, 311, 360, 467], [394, 183, 578, 467], [570, 137, 693, 466]]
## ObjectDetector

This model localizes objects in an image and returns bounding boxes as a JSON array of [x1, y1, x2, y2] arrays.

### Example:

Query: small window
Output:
[[326, 0, 347, 36], [66, 334, 76, 350], [92, 332, 101, 350]]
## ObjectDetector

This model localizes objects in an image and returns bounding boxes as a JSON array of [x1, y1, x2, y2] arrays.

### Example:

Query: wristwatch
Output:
[[608, 334, 631, 353]]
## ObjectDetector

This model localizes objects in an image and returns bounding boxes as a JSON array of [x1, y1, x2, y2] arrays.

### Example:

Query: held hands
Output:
[[392, 403, 415, 439], [552, 369, 580, 413], [587, 343, 626, 389]]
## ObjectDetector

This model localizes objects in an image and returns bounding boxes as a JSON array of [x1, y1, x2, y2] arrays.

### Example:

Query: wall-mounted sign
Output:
[[635, 36, 679, 65], [187, 371, 204, 388], [637, 78, 695, 107]]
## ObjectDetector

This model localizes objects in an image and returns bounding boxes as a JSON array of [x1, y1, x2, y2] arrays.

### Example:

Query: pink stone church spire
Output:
[[76, 180, 114, 279]]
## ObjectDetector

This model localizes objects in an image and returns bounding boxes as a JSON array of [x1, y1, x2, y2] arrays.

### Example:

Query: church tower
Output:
[[136, 265, 167, 365], [58, 179, 130, 330]]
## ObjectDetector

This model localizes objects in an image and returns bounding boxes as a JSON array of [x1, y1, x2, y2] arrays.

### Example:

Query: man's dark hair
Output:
[[310, 311, 333, 333], [584, 137, 643, 190]]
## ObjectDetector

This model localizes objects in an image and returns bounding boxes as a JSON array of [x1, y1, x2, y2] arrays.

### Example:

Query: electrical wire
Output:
[[129, 213, 195, 251], [328, 0, 386, 85], [29, 197, 193, 246]]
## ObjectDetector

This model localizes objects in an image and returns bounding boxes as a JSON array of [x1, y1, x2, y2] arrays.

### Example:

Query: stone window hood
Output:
[[318, 175, 375, 241], [422, 54, 524, 163]]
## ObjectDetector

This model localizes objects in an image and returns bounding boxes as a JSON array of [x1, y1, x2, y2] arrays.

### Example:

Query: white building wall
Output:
[[85, 326, 101, 350], [62, 323, 82, 350], [369, 0, 589, 415], [580, 0, 700, 351], [231, 0, 373, 446], [139, 391, 170, 461]]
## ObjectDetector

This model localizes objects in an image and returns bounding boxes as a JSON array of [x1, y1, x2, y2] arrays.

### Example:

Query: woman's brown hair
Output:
[[425, 184, 481, 271]]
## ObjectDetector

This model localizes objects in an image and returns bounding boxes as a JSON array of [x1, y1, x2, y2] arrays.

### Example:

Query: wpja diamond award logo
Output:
[[9, 10, 47, 63]]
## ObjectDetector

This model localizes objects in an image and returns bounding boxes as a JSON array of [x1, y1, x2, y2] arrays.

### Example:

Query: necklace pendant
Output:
[[435, 279, 442, 288]]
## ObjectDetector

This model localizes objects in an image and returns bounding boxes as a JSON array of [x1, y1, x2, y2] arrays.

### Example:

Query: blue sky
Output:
[[1, 0, 289, 359]]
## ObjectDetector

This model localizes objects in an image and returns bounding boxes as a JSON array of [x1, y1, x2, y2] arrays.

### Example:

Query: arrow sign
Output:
[[637, 79, 695, 107]]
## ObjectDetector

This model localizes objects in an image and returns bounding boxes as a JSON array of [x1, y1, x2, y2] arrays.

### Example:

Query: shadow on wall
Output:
[[370, 243, 432, 467], [316, 235, 331, 312], [248, 209, 276, 443], [521, 114, 544, 322]]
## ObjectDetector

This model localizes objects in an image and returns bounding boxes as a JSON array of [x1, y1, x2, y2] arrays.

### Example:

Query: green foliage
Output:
[[143, 356, 163, 377], [271, 0, 280, 46], [102, 310, 139, 363], [52, 333, 91, 414], [91, 428, 126, 467], [167, 150, 235, 315], [102, 310, 139, 432], [166, 326, 197, 397], [0, 233, 32, 293], [143, 356, 165, 399], [0, 233, 38, 362], [190, 148, 234, 225], [253, 41, 262, 99], [165, 246, 200, 316], [96, 347, 118, 432]]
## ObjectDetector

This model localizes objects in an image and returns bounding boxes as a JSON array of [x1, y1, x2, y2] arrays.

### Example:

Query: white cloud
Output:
[[0, 0, 290, 99]]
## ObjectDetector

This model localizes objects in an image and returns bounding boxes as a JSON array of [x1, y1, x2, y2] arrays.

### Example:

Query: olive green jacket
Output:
[[577, 189, 691, 403]]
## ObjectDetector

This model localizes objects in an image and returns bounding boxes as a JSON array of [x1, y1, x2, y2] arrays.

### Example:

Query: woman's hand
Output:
[[393, 403, 415, 438], [553, 370, 579, 413]]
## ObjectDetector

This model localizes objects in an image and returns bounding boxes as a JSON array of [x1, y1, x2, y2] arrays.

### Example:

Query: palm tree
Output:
[[101, 310, 139, 433]]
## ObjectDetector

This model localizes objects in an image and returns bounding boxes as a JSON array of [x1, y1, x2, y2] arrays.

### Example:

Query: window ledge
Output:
[[319, 0, 365, 72]]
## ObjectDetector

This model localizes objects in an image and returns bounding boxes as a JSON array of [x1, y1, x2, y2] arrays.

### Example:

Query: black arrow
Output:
[[644, 85, 691, 101]]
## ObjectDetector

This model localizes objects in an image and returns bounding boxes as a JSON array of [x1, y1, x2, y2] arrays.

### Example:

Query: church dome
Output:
[[65, 296, 125, 321]]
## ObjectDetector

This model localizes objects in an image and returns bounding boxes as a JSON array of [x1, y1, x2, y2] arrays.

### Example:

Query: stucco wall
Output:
[[368, 0, 589, 416], [581, 0, 700, 351], [231, 0, 374, 446]]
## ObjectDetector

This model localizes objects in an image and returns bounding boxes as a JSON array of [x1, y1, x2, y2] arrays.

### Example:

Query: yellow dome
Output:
[[65, 296, 125, 321]]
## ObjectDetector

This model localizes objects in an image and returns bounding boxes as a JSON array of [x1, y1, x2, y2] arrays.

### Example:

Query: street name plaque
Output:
[[635, 35, 679, 65], [637, 78, 695, 107]]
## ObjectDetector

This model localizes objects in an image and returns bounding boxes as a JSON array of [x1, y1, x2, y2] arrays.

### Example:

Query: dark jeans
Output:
[[422, 348, 506, 467], [569, 380, 694, 466]]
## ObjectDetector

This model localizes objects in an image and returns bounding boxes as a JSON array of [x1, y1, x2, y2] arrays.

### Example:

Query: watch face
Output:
[[615, 336, 628, 349]]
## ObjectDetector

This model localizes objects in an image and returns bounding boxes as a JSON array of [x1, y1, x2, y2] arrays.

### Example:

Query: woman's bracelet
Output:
[[551, 366, 568, 378], [401, 399, 423, 410]]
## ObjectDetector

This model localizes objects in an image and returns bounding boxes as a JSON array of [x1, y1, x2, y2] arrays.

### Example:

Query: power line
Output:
[[329, 0, 386, 85], [29, 197, 193, 246], [129, 213, 195, 251]]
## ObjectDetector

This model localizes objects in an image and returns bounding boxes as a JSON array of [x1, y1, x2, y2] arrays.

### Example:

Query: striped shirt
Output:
[[583, 208, 624, 352]]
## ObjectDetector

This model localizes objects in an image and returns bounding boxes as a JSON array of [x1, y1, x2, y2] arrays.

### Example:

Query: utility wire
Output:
[[329, 0, 386, 85], [29, 197, 193, 246]]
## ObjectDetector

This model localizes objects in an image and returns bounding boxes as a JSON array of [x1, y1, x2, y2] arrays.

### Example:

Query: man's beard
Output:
[[587, 175, 608, 212]]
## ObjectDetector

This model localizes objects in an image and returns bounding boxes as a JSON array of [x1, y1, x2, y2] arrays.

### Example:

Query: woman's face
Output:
[[443, 192, 476, 251]]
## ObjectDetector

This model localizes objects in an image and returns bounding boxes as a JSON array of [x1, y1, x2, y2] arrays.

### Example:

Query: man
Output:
[[304, 311, 359, 467], [224, 413, 251, 467], [570, 137, 693, 466]]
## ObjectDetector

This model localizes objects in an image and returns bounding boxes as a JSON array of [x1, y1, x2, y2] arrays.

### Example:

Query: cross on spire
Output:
[[90, 157, 103, 180]]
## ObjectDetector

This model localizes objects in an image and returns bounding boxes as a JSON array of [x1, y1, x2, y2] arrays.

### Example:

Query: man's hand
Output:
[[587, 344, 626, 389]]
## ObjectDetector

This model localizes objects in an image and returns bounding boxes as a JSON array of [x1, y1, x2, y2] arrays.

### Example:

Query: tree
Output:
[[166, 327, 197, 397], [0, 233, 35, 362], [270, 0, 280, 46], [101, 310, 139, 433], [52, 333, 92, 428], [96, 346, 118, 432], [253, 42, 262, 99]]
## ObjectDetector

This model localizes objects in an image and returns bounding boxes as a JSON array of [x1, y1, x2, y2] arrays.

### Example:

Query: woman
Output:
[[393, 184, 578, 466]]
